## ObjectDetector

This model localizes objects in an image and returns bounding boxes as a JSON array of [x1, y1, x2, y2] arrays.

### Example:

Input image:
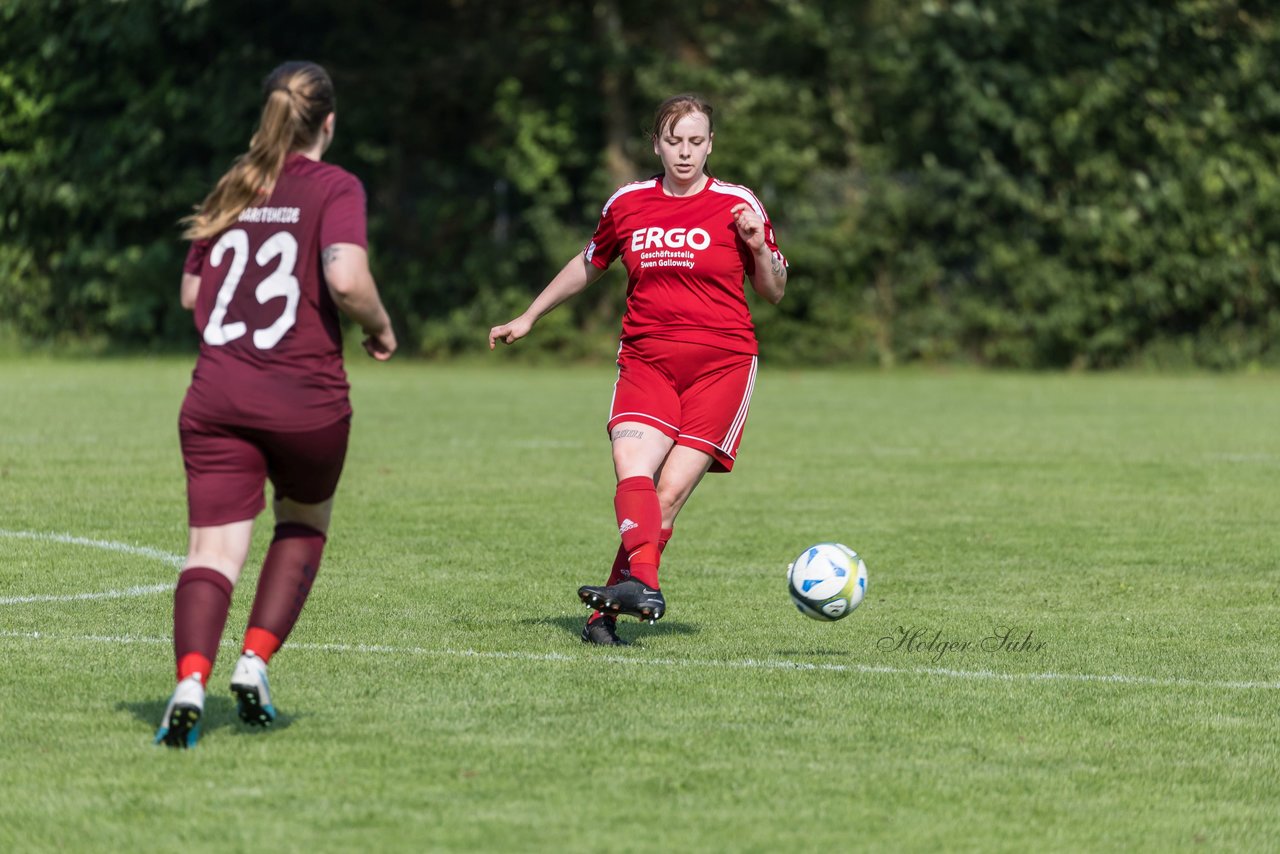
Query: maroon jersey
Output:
[[585, 176, 786, 355], [181, 154, 367, 431]]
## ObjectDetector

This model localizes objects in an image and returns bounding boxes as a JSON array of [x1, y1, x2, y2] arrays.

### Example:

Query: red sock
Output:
[[173, 567, 234, 686], [242, 627, 281, 662], [177, 653, 213, 685], [243, 523, 325, 660], [604, 527, 673, 586], [593, 528, 673, 623], [614, 476, 662, 588]]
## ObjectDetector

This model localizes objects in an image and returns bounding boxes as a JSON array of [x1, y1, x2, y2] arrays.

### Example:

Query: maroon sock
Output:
[[244, 522, 326, 654], [173, 567, 234, 685]]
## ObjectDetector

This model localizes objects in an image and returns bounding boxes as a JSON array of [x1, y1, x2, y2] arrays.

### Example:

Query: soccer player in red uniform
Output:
[[489, 94, 787, 645], [155, 61, 396, 747]]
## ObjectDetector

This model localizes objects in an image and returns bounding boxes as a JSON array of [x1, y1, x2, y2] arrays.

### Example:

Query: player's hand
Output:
[[489, 316, 533, 350], [363, 324, 397, 361], [731, 203, 766, 252]]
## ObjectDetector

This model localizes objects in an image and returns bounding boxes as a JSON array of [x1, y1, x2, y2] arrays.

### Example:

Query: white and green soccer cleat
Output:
[[229, 652, 276, 727], [155, 674, 205, 749]]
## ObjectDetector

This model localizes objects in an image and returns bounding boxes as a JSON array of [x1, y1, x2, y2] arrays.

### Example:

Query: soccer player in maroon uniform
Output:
[[155, 61, 396, 747], [489, 94, 787, 645]]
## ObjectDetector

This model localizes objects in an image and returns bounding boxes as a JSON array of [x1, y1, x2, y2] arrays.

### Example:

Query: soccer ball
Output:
[[786, 543, 867, 621]]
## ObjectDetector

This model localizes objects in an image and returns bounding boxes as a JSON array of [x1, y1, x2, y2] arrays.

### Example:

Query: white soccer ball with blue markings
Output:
[[787, 543, 867, 621]]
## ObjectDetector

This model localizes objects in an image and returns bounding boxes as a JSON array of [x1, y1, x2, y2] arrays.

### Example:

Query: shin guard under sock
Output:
[[604, 526, 673, 586], [173, 567, 234, 685], [244, 522, 326, 659], [614, 476, 662, 588], [594, 528, 673, 622]]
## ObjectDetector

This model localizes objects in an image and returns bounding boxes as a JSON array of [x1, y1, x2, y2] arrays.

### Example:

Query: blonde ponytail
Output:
[[182, 62, 335, 240]]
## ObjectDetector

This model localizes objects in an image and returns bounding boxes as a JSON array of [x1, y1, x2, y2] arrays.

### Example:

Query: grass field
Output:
[[2, 357, 1278, 852]]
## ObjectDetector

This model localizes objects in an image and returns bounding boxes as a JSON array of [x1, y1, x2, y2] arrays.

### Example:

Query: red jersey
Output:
[[585, 175, 786, 355], [181, 154, 367, 431]]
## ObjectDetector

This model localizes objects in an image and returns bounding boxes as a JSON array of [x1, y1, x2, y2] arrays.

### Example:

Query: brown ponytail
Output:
[[182, 61, 335, 240]]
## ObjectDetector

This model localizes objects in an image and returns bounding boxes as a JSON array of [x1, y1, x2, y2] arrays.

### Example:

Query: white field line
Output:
[[0, 529, 180, 605], [0, 584, 173, 605], [1, 630, 1277, 692], [3, 529, 1277, 692]]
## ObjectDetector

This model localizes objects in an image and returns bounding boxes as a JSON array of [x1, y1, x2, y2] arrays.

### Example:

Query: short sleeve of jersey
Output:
[[320, 173, 368, 250], [183, 238, 211, 275], [584, 205, 621, 269]]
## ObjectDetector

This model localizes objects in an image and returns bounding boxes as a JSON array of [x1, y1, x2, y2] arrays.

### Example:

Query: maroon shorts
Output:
[[607, 337, 758, 472], [179, 414, 351, 527]]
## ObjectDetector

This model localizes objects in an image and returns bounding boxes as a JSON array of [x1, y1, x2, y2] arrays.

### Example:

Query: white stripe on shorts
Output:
[[610, 412, 681, 435], [678, 354, 757, 462], [720, 355, 757, 452]]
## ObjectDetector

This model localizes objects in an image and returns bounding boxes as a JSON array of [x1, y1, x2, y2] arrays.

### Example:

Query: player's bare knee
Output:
[[274, 496, 333, 534], [656, 486, 689, 524], [180, 560, 242, 585]]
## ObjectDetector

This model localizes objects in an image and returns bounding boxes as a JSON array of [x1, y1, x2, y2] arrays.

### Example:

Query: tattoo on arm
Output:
[[322, 245, 340, 268], [611, 428, 645, 441], [770, 255, 785, 280]]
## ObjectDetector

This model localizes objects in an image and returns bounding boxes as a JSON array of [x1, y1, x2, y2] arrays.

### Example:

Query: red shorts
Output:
[[607, 337, 758, 472], [179, 414, 351, 527]]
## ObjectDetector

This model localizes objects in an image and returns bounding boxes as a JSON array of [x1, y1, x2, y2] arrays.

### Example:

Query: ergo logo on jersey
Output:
[[630, 226, 711, 252]]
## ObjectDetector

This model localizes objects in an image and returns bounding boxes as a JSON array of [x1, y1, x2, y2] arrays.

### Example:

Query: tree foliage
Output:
[[2, 0, 1278, 367]]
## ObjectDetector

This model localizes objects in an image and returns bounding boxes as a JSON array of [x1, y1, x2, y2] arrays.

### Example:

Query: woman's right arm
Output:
[[180, 273, 201, 311], [488, 254, 603, 349], [323, 243, 397, 360], [180, 239, 210, 311]]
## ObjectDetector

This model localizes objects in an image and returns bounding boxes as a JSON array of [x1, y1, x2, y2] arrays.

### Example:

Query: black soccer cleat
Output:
[[577, 578, 666, 624], [581, 614, 628, 646]]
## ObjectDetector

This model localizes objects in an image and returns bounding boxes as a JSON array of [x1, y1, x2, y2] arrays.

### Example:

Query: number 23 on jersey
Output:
[[203, 228, 301, 350]]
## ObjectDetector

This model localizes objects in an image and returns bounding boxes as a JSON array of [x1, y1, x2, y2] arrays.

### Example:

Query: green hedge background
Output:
[[3, 0, 1278, 368]]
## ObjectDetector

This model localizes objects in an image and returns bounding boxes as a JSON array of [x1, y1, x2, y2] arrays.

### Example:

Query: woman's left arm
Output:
[[732, 203, 786, 304]]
